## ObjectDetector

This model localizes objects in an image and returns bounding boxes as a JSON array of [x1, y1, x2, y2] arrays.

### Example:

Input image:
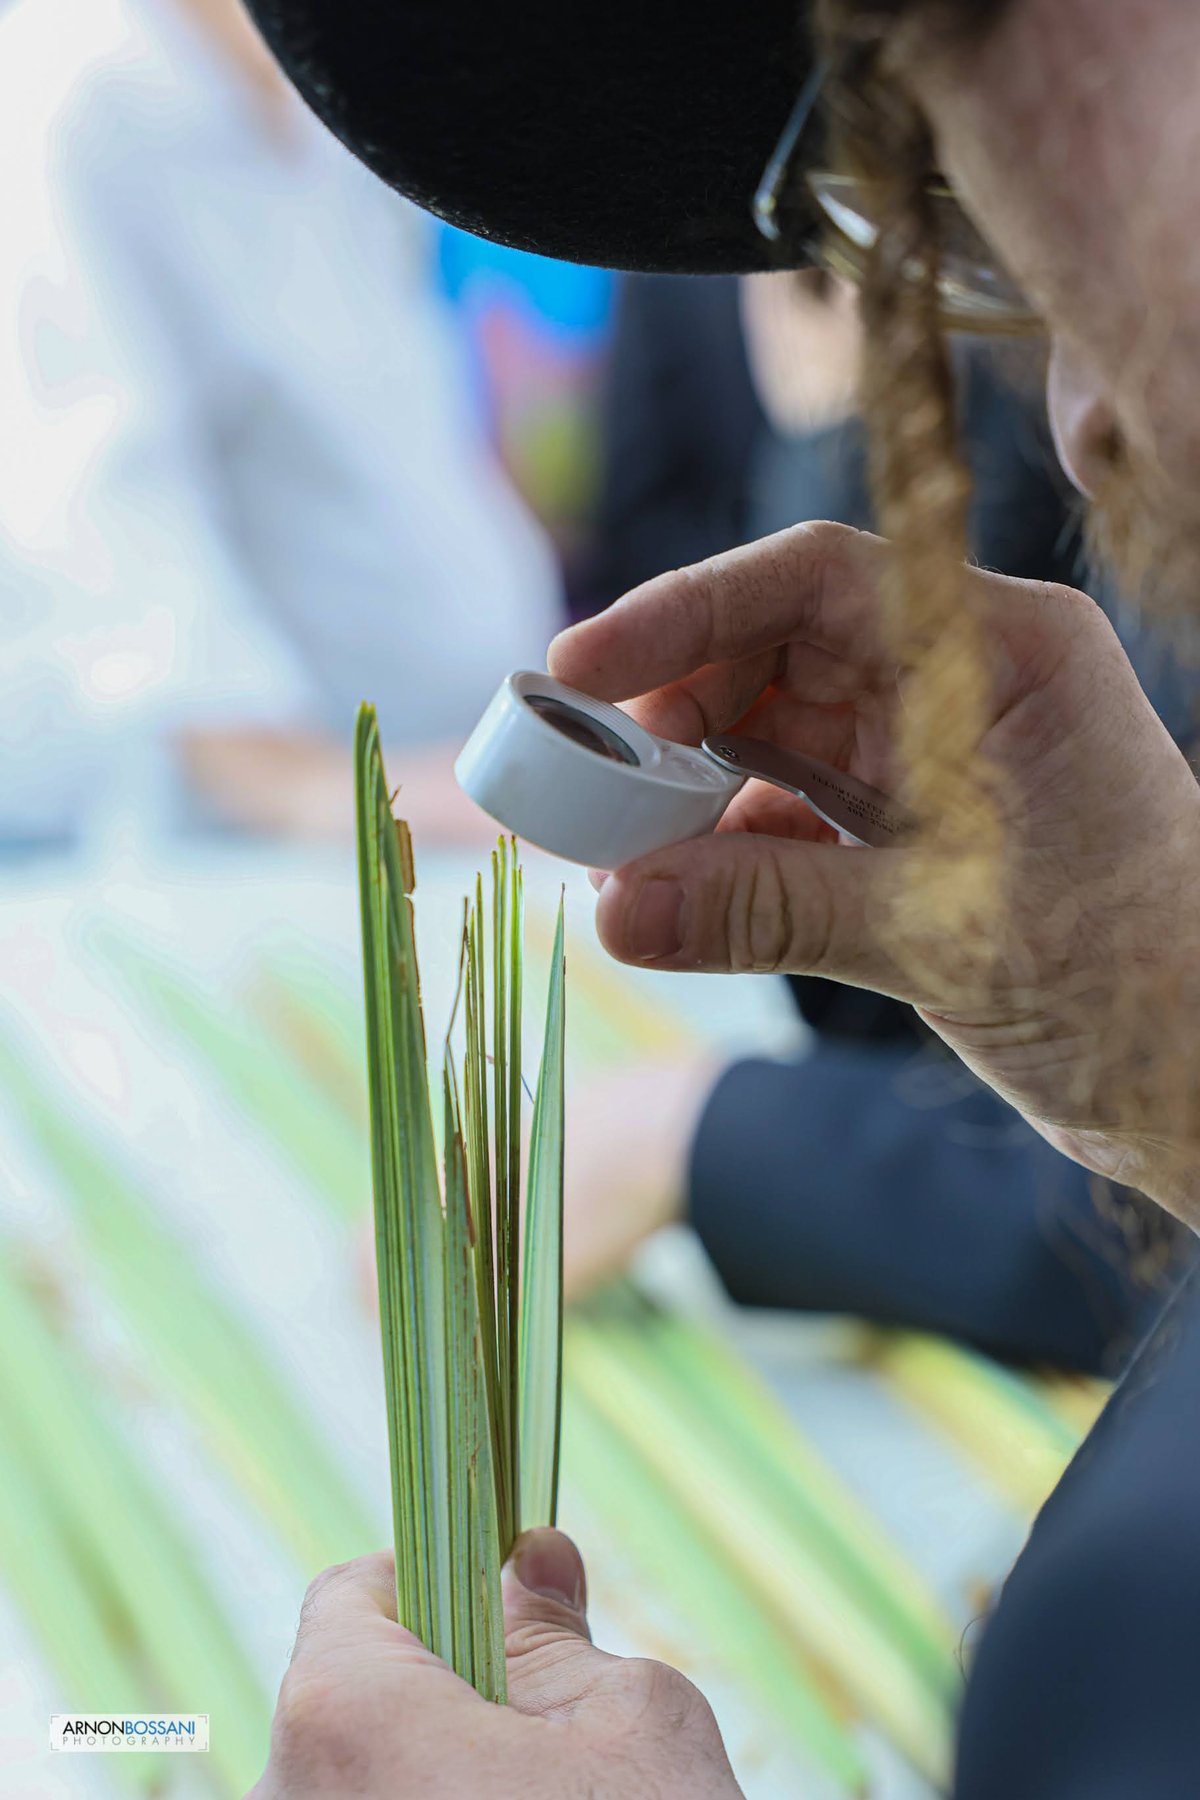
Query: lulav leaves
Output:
[[519, 899, 566, 1530], [355, 703, 565, 1696]]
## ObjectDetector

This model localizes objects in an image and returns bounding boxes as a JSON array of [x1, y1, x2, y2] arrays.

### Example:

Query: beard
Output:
[[1087, 436, 1200, 654]]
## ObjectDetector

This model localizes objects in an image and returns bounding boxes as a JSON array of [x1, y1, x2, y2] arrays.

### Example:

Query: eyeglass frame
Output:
[[752, 55, 1041, 335]]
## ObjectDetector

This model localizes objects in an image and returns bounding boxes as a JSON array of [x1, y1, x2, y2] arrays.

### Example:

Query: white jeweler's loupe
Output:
[[455, 672, 914, 869]]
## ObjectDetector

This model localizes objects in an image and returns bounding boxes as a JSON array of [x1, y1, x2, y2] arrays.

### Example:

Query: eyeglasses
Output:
[[753, 60, 1041, 336]]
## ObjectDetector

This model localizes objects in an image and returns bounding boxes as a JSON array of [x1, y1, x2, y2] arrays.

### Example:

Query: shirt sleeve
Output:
[[687, 1037, 1169, 1374], [0, 110, 317, 835]]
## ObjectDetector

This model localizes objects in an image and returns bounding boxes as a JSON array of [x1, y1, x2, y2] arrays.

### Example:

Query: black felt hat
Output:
[[246, 0, 820, 273]]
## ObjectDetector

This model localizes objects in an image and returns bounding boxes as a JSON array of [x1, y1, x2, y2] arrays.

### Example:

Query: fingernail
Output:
[[588, 867, 609, 893], [628, 879, 684, 961], [509, 1529, 586, 1611]]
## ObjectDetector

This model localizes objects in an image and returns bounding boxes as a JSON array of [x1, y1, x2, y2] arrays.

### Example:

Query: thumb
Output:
[[595, 830, 917, 993], [503, 1529, 612, 1718]]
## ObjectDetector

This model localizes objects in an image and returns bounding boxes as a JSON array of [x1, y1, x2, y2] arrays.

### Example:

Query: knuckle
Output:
[[676, 554, 746, 670], [1040, 579, 1114, 644], [617, 1659, 724, 1748], [505, 1614, 586, 1664], [673, 557, 722, 654], [796, 857, 839, 976], [293, 1560, 355, 1649], [623, 1658, 699, 1726], [792, 517, 866, 592], [1017, 579, 1123, 690], [1041, 577, 1098, 614], [299, 1558, 353, 1619], [719, 848, 808, 974], [270, 1669, 363, 1782], [296, 1551, 392, 1630], [790, 517, 859, 558]]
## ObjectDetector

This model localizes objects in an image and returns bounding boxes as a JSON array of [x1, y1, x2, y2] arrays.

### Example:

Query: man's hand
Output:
[[562, 1056, 718, 1297], [250, 1530, 742, 1800], [738, 271, 861, 436], [549, 521, 1200, 1226], [179, 729, 495, 844]]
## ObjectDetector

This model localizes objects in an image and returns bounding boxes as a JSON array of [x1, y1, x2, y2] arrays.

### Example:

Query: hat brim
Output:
[[247, 0, 819, 273]]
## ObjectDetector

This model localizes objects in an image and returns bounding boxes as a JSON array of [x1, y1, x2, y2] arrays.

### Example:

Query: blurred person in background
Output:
[[434, 224, 614, 615], [572, 268, 1194, 1377], [0, 0, 562, 853]]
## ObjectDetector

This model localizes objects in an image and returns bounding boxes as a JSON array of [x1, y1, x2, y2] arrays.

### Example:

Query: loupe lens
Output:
[[526, 694, 639, 766]]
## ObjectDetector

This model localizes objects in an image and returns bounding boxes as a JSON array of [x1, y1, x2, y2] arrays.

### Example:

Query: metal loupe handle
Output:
[[701, 735, 915, 850]]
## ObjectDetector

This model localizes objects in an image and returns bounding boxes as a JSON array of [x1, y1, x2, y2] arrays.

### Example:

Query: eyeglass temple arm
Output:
[[752, 56, 830, 244]]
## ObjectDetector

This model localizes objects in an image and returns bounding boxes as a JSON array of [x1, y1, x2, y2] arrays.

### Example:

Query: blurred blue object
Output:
[[434, 224, 615, 347]]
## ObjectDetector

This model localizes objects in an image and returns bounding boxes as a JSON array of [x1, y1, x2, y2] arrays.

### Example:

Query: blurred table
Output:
[[0, 838, 1042, 1800]]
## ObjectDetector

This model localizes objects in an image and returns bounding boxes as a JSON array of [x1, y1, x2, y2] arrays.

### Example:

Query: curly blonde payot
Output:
[[816, 3, 1006, 976], [813, 0, 1194, 1266]]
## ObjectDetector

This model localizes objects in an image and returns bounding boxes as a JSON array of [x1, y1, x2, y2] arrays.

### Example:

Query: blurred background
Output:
[[2, 2, 1188, 1797]]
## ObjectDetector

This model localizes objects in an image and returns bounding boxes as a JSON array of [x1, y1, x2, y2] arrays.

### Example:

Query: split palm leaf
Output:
[[355, 704, 565, 1700]]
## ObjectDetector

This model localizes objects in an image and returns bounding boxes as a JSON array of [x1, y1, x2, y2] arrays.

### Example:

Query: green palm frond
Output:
[[519, 900, 566, 1531], [0, 1254, 267, 1793], [0, 1025, 377, 1574], [866, 1330, 1082, 1511], [355, 705, 565, 1698], [91, 925, 367, 1221]]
